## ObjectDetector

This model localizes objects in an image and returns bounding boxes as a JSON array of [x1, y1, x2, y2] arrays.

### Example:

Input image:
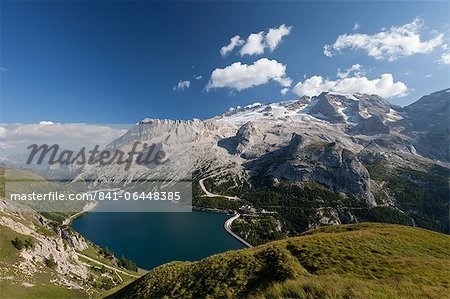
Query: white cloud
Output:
[[336, 63, 365, 79], [440, 52, 450, 64], [1, 124, 128, 154], [266, 24, 292, 51], [293, 72, 407, 98], [221, 24, 292, 57], [323, 45, 333, 57], [173, 80, 190, 91], [424, 74, 433, 78], [293, 76, 336, 98], [280, 88, 290, 95], [39, 121, 55, 125], [206, 58, 291, 91], [194, 75, 203, 80], [220, 35, 244, 56], [324, 18, 444, 61], [240, 32, 265, 56], [353, 22, 360, 31]]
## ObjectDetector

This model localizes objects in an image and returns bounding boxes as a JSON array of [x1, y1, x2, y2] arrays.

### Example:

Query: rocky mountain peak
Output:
[[309, 93, 346, 123], [402, 88, 450, 133], [215, 91, 404, 128], [236, 121, 257, 145]]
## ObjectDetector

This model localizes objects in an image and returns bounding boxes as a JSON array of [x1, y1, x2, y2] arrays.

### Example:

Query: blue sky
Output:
[[1, 1, 449, 123]]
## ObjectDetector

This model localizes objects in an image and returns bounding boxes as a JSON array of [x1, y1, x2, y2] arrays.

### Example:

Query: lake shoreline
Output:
[[62, 201, 98, 226], [68, 198, 252, 268], [70, 206, 246, 269]]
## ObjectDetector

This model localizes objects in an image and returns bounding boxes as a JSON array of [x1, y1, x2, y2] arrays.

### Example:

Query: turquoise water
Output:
[[72, 210, 245, 269]]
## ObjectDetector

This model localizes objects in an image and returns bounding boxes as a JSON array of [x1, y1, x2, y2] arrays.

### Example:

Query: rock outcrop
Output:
[[245, 133, 375, 206], [0, 213, 88, 282], [399, 88, 450, 162], [350, 115, 390, 135], [309, 93, 345, 123]]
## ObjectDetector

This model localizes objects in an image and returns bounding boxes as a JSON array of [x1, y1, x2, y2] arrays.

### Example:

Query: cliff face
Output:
[[350, 116, 390, 135], [402, 88, 450, 134], [247, 133, 375, 206], [309, 93, 346, 123], [399, 88, 450, 162]]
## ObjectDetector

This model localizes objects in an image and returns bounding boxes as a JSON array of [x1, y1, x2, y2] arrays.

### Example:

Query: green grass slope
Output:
[[107, 223, 450, 299]]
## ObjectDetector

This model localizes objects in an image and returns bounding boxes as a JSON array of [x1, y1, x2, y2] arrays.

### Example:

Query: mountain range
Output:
[[76, 88, 450, 236]]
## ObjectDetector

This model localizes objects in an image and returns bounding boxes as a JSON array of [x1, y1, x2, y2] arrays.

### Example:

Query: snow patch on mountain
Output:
[[216, 92, 401, 127]]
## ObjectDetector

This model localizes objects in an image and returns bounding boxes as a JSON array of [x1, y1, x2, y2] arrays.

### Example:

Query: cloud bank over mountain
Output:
[[293, 68, 407, 98]]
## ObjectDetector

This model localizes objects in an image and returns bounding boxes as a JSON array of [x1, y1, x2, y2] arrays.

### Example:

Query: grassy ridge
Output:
[[107, 223, 450, 299]]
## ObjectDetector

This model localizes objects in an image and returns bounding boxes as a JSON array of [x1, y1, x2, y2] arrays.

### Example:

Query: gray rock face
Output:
[[235, 122, 258, 148], [248, 133, 376, 206], [406, 131, 449, 162], [395, 88, 450, 162], [401, 88, 450, 134], [0, 202, 89, 286], [305, 92, 399, 126], [114, 118, 216, 147], [350, 116, 390, 135], [60, 227, 88, 251], [355, 94, 394, 119], [233, 122, 265, 159], [286, 96, 310, 111], [309, 93, 345, 123]]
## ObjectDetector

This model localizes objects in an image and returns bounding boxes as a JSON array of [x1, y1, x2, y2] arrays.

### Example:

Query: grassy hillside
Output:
[[108, 223, 450, 299]]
